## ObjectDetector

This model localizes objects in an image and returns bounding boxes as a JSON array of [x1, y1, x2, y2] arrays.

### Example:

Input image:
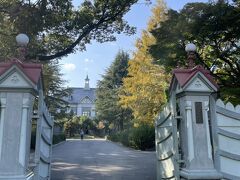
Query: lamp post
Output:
[[16, 33, 29, 61], [185, 43, 196, 68]]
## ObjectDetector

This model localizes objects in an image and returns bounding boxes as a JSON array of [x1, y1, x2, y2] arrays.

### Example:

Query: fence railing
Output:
[[214, 99, 240, 180], [155, 103, 179, 180], [156, 98, 240, 180], [34, 98, 54, 180]]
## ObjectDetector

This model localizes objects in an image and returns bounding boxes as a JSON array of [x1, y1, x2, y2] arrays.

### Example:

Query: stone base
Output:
[[180, 168, 223, 179], [0, 172, 34, 180]]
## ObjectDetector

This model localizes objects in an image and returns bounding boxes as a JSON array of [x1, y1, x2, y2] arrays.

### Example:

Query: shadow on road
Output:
[[51, 139, 156, 180]]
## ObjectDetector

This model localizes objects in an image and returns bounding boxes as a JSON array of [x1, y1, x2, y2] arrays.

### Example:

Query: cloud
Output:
[[84, 58, 93, 63], [63, 63, 76, 71]]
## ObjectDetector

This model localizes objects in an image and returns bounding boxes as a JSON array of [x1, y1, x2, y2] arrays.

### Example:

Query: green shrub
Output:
[[53, 133, 66, 144], [118, 130, 131, 147], [107, 124, 155, 151], [107, 132, 120, 142], [130, 124, 155, 150], [108, 130, 131, 146]]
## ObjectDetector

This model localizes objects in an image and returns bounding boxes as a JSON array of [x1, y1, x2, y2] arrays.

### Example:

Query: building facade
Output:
[[66, 75, 96, 118]]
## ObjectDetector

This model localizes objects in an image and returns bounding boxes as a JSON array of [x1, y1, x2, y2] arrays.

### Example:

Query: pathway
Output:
[[51, 139, 156, 180]]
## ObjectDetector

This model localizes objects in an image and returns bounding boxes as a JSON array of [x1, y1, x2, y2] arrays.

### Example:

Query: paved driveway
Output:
[[51, 139, 156, 180]]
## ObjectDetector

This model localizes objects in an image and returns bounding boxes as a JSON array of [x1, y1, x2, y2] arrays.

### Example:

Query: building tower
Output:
[[84, 75, 90, 89]]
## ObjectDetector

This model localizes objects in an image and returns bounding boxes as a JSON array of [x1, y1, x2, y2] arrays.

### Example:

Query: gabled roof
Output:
[[80, 96, 93, 103], [66, 87, 96, 104], [170, 65, 219, 93], [0, 59, 42, 85]]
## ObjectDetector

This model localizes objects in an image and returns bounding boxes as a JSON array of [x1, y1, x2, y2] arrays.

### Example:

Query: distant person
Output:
[[80, 129, 84, 140]]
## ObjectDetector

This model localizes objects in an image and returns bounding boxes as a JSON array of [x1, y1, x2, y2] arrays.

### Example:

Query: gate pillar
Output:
[[0, 60, 42, 180], [169, 44, 222, 179]]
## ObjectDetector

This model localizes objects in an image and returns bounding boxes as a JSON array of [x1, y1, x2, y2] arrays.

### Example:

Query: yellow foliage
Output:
[[119, 51, 168, 124], [119, 0, 169, 124], [147, 0, 168, 31]]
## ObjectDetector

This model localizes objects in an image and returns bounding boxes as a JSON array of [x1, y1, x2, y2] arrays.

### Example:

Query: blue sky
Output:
[[61, 0, 208, 88]]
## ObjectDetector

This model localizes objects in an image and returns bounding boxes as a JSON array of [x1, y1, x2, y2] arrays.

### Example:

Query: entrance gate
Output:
[[155, 103, 179, 179], [155, 64, 240, 179], [0, 61, 53, 180]]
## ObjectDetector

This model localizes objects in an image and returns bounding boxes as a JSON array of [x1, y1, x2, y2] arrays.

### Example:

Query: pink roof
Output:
[[170, 65, 219, 91], [0, 59, 42, 85]]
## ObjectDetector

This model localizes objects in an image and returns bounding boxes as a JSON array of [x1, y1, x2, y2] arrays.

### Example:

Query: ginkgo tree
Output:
[[119, 0, 169, 125]]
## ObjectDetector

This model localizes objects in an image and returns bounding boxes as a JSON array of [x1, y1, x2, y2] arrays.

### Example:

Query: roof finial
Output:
[[16, 33, 29, 62], [185, 43, 197, 68]]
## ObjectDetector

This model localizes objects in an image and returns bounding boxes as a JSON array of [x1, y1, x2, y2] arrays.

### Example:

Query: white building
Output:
[[66, 75, 96, 118]]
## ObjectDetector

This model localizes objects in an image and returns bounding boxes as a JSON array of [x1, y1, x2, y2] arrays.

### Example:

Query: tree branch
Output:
[[37, 0, 134, 61]]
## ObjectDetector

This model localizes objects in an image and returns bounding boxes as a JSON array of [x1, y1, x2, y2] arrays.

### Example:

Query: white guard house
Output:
[[170, 65, 222, 179], [156, 43, 240, 180], [66, 75, 96, 118], [0, 60, 43, 180]]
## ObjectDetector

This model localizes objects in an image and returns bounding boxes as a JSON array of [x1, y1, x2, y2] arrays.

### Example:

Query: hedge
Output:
[[108, 123, 155, 150]]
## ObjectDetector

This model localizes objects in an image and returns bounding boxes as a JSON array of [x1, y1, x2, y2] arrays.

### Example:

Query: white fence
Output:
[[214, 99, 240, 179], [156, 98, 240, 180], [155, 103, 179, 180], [34, 98, 54, 180]]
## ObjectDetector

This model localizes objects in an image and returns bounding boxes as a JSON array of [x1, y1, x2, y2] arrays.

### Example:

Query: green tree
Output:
[[0, 0, 143, 61], [150, 0, 240, 104], [64, 115, 91, 137], [0, 0, 147, 116], [96, 51, 133, 131], [42, 60, 71, 117], [120, 0, 168, 124]]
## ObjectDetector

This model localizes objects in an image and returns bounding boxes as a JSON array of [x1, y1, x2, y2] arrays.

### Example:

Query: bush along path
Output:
[[107, 123, 155, 151]]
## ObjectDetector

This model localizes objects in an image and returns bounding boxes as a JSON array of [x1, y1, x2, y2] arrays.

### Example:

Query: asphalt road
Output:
[[51, 139, 156, 180]]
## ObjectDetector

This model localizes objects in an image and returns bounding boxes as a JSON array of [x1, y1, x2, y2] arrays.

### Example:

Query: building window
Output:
[[82, 111, 90, 117], [82, 107, 91, 117]]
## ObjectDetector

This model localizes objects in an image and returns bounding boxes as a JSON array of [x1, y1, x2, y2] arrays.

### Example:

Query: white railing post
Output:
[[34, 88, 54, 180]]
